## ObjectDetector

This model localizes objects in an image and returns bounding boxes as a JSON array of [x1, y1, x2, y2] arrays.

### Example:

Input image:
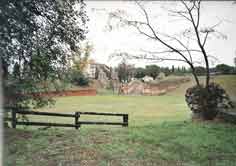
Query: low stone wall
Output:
[[143, 87, 167, 96], [32, 89, 97, 97]]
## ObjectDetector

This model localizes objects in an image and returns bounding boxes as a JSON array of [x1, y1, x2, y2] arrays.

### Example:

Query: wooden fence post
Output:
[[75, 112, 80, 129], [11, 108, 17, 129], [123, 114, 128, 127]]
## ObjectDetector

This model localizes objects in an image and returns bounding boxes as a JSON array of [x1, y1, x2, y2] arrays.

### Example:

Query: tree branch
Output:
[[113, 52, 188, 63], [132, 24, 156, 40], [196, 0, 201, 28], [168, 10, 192, 22], [136, 1, 150, 25], [182, 0, 210, 87], [140, 49, 202, 54], [202, 31, 209, 47]]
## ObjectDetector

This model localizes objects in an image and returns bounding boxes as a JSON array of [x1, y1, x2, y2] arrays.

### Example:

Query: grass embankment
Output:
[[170, 75, 236, 99], [4, 75, 236, 166]]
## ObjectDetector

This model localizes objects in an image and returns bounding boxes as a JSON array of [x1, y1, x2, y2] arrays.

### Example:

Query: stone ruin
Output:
[[120, 80, 144, 95], [120, 77, 190, 96], [92, 67, 120, 91]]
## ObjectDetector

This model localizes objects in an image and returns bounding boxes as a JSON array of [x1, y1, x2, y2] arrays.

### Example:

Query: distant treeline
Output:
[[190, 64, 236, 76], [116, 63, 236, 82]]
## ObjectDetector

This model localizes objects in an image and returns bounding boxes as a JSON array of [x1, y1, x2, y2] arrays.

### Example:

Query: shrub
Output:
[[185, 83, 234, 120], [69, 70, 89, 86]]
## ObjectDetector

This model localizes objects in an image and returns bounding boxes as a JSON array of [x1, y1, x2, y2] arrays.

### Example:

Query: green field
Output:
[[4, 75, 236, 166]]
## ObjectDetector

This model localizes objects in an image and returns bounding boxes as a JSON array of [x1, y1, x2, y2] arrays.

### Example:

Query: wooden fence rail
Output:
[[76, 111, 128, 127], [5, 108, 128, 129]]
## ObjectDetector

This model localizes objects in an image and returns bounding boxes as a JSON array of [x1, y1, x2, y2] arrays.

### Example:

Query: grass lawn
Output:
[[4, 75, 236, 166], [32, 95, 189, 127]]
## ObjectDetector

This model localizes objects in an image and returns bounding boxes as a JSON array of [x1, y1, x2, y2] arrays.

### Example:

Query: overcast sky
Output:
[[85, 1, 236, 68]]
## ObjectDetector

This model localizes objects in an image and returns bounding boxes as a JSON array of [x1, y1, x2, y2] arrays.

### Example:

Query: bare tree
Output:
[[106, 0, 234, 120], [107, 0, 223, 89]]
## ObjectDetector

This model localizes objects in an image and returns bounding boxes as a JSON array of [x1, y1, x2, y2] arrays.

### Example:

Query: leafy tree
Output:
[[145, 65, 160, 79], [1, 0, 88, 108], [69, 69, 89, 86], [215, 64, 234, 74], [170, 66, 186, 75], [134, 67, 146, 79], [161, 67, 171, 76], [73, 42, 94, 72], [195, 66, 206, 76], [233, 56, 236, 72], [117, 59, 134, 83], [65, 42, 93, 87], [171, 65, 175, 73]]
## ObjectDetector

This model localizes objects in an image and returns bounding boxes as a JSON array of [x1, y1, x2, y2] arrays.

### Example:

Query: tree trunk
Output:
[[189, 63, 200, 87], [1, 57, 8, 107]]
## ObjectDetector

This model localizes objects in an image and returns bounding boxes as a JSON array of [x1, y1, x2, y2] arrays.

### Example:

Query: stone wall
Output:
[[120, 77, 190, 95]]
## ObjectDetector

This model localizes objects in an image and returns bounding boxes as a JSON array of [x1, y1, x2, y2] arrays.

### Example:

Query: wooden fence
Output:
[[5, 108, 128, 129]]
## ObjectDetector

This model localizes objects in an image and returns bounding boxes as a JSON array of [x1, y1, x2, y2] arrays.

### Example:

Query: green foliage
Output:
[[58, 65, 89, 87], [117, 59, 134, 82], [234, 57, 236, 68], [69, 69, 89, 86], [0, 0, 88, 108], [133, 65, 173, 79], [67, 43, 93, 87], [145, 65, 160, 79], [216, 64, 234, 74], [161, 66, 171, 76], [186, 82, 233, 120], [72, 41, 93, 71], [134, 67, 146, 79], [195, 66, 206, 76], [171, 66, 189, 76]]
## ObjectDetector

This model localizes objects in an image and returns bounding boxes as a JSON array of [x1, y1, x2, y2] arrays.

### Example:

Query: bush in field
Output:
[[186, 83, 234, 120]]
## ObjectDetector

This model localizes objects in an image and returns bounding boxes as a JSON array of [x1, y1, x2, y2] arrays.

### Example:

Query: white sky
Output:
[[85, 1, 236, 68]]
